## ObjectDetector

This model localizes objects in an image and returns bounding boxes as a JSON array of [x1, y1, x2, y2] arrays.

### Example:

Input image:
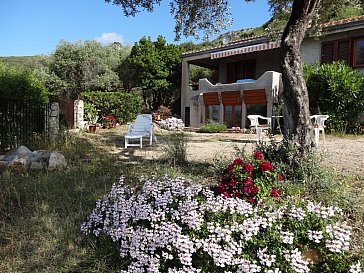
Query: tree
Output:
[[44, 40, 131, 99], [105, 0, 362, 154], [127, 36, 182, 110], [0, 63, 48, 104]]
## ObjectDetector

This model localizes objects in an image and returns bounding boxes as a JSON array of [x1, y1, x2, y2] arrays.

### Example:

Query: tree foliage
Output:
[[43, 40, 131, 99], [126, 36, 182, 110], [0, 63, 49, 103], [105, 0, 232, 40], [305, 61, 364, 133]]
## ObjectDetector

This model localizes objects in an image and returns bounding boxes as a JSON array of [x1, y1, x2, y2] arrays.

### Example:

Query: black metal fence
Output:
[[0, 100, 50, 152]]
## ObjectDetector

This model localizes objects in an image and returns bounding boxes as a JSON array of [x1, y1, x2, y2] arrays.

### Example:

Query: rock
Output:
[[3, 146, 35, 170], [32, 150, 52, 162], [3, 145, 34, 162], [48, 151, 67, 170], [30, 161, 46, 170], [0, 146, 67, 172]]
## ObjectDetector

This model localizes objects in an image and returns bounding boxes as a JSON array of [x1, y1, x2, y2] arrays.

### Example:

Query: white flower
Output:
[[280, 231, 294, 244], [350, 261, 361, 273], [307, 230, 323, 243]]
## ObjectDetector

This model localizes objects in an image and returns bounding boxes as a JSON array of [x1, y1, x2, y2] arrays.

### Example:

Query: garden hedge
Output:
[[81, 91, 142, 124]]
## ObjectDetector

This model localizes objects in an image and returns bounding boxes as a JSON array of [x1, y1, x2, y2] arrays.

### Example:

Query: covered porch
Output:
[[180, 37, 283, 129]]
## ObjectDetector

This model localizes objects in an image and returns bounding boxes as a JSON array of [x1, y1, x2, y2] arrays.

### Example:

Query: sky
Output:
[[0, 0, 271, 57]]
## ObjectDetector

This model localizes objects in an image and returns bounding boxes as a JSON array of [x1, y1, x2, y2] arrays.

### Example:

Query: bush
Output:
[[82, 175, 361, 273], [304, 61, 364, 133], [217, 152, 284, 204], [199, 124, 227, 133], [81, 91, 142, 124], [0, 63, 49, 103]]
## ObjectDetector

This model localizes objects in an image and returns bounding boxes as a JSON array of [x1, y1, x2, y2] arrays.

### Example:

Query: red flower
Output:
[[278, 173, 283, 181], [247, 197, 255, 204], [253, 151, 263, 160], [217, 184, 226, 194], [243, 178, 253, 186], [259, 161, 273, 172], [233, 158, 243, 165], [243, 186, 251, 195], [228, 164, 234, 171], [222, 192, 230, 198], [243, 163, 253, 172], [229, 177, 236, 187], [251, 186, 259, 195], [270, 188, 280, 197], [234, 192, 241, 198]]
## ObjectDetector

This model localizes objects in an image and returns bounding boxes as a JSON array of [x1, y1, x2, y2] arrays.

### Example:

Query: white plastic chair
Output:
[[310, 114, 329, 146], [247, 115, 272, 142], [124, 114, 154, 148]]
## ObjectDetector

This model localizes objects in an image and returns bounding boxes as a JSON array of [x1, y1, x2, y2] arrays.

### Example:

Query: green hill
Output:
[[0, 55, 48, 71]]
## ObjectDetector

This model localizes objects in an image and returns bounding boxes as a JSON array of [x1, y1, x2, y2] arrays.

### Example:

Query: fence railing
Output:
[[0, 100, 51, 152]]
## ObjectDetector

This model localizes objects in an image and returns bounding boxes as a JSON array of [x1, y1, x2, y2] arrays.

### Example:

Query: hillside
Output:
[[0, 55, 48, 71]]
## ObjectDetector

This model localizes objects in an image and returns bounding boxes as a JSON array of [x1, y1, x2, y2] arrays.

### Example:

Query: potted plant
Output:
[[99, 115, 117, 129], [84, 102, 100, 133]]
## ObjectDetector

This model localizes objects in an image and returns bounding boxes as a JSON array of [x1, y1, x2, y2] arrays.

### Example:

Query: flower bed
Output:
[[81, 175, 361, 273], [218, 152, 284, 204]]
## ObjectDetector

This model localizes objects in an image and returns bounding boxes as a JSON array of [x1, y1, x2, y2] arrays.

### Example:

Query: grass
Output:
[[0, 128, 363, 272]]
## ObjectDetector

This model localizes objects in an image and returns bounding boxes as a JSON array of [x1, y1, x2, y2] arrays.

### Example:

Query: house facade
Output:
[[181, 15, 364, 128]]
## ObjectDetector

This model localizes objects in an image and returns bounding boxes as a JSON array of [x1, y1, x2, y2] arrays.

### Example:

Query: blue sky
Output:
[[0, 0, 271, 57]]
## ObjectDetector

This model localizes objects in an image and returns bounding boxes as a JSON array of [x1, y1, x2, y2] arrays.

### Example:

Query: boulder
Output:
[[48, 151, 67, 170], [0, 146, 67, 172], [3, 145, 35, 169]]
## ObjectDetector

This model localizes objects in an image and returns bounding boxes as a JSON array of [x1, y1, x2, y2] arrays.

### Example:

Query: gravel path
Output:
[[113, 129, 364, 177]]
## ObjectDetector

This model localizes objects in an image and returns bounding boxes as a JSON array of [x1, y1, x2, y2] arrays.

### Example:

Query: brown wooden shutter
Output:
[[337, 39, 350, 64], [203, 92, 220, 105], [243, 89, 267, 105], [221, 91, 241, 105], [321, 41, 334, 64]]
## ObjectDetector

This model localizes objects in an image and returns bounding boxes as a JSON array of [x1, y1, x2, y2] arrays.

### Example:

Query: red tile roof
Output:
[[320, 15, 364, 28]]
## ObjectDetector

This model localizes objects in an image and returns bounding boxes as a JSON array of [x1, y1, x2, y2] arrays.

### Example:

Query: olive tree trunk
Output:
[[280, 0, 320, 154]]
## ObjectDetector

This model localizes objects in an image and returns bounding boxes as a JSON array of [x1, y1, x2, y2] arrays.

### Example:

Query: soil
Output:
[[110, 128, 364, 177]]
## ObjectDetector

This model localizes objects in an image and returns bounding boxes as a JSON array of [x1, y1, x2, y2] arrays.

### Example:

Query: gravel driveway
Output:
[[116, 129, 364, 177]]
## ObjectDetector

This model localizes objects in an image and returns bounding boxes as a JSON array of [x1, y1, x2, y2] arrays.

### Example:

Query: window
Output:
[[224, 105, 242, 128], [226, 60, 256, 83], [206, 105, 220, 124], [321, 39, 350, 65], [353, 37, 364, 67]]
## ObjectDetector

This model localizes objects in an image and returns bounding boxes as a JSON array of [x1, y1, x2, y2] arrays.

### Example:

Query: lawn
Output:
[[0, 127, 363, 272]]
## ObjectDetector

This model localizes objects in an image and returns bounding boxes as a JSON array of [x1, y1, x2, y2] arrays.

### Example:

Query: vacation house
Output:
[[180, 15, 364, 128]]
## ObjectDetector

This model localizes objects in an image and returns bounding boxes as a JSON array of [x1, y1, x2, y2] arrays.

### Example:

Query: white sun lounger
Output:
[[124, 114, 154, 148]]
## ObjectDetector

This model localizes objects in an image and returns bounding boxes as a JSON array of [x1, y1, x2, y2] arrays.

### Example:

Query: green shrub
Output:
[[81, 91, 142, 124], [0, 63, 49, 103], [304, 61, 364, 133], [199, 124, 227, 133]]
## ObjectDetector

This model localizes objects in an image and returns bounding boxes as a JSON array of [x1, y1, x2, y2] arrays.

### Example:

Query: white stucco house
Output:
[[181, 15, 364, 128]]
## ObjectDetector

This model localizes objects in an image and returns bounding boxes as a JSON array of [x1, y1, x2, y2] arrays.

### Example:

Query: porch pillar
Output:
[[181, 60, 190, 123], [242, 102, 247, 129], [199, 94, 205, 127], [241, 91, 246, 128], [219, 92, 224, 125]]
